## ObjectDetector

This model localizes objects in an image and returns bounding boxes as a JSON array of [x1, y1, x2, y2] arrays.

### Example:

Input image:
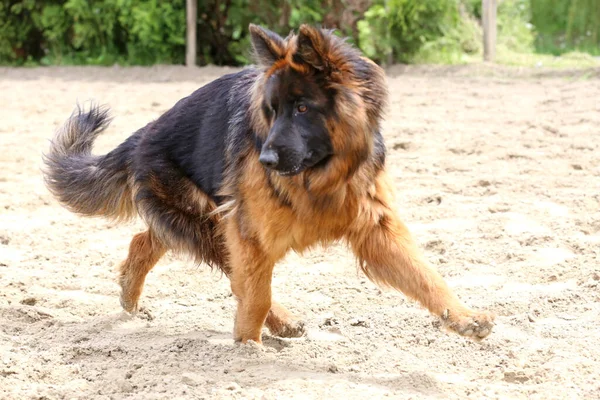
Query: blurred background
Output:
[[1, 0, 599, 68]]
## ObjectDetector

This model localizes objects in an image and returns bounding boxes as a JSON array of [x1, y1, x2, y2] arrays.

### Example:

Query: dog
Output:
[[42, 24, 495, 344]]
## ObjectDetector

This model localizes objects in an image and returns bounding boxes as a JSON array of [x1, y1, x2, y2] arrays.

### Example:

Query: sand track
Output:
[[1, 65, 599, 399]]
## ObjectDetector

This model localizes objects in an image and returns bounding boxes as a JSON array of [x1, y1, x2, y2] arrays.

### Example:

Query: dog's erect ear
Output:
[[249, 24, 285, 66], [294, 24, 329, 71]]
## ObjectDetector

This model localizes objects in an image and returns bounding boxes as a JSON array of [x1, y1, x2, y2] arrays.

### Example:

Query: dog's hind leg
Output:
[[118, 230, 166, 313]]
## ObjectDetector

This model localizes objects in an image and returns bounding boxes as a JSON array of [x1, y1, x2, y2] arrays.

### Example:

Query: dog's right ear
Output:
[[249, 24, 285, 66]]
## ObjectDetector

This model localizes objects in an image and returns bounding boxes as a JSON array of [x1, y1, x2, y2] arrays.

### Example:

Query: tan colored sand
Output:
[[0, 65, 599, 399]]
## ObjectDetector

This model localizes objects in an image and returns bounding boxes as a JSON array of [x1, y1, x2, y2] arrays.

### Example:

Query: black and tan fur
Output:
[[43, 24, 495, 344]]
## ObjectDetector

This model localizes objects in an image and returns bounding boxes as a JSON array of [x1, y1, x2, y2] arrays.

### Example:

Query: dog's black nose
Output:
[[259, 149, 279, 169]]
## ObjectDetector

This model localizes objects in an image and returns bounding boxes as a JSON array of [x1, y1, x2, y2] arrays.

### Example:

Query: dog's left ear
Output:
[[249, 24, 285, 66], [294, 24, 331, 72]]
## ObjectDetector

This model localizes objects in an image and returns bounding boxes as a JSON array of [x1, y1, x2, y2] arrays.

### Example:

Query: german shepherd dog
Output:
[[43, 24, 495, 344]]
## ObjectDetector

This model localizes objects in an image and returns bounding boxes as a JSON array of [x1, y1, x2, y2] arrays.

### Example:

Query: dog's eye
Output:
[[297, 104, 308, 113]]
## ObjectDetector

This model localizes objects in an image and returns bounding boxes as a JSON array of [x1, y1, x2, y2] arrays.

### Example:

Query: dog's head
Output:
[[249, 24, 387, 179], [256, 56, 334, 176]]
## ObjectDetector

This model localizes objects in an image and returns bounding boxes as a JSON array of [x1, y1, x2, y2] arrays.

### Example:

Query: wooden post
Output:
[[482, 0, 497, 62], [186, 0, 197, 67]]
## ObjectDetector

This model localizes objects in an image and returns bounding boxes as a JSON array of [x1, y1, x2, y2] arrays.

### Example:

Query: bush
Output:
[[0, 1, 43, 64], [531, 0, 600, 56], [116, 0, 186, 65], [412, 6, 482, 65], [564, 0, 600, 55], [1, 0, 598, 66], [0, 0, 186, 65], [497, 0, 535, 54], [358, 0, 463, 64]]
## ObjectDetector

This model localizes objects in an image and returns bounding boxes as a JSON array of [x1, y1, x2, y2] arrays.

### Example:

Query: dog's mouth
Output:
[[277, 164, 304, 177], [275, 152, 332, 177]]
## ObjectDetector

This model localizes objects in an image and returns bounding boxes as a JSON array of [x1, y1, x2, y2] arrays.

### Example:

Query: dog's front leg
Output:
[[224, 218, 275, 344], [347, 206, 495, 340]]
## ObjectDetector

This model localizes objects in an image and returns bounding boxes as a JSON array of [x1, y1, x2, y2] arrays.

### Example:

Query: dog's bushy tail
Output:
[[42, 103, 136, 221]]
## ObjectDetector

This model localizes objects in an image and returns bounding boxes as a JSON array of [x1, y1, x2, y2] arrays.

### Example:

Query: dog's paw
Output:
[[269, 319, 306, 338], [119, 292, 139, 314], [265, 303, 307, 339], [441, 308, 495, 341], [239, 339, 265, 349], [136, 306, 154, 321]]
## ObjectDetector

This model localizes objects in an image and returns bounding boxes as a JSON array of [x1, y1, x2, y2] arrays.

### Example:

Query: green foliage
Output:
[[461, 0, 481, 19], [412, 8, 482, 64], [497, 0, 535, 54], [37, 4, 70, 57], [356, 4, 392, 63], [358, 0, 463, 64], [223, 0, 326, 65], [565, 0, 600, 55], [1, 0, 598, 67], [59, 0, 185, 65], [116, 0, 186, 64], [1, 0, 186, 65], [530, 0, 569, 54], [289, 0, 324, 27], [531, 0, 600, 55], [0, 1, 41, 64]]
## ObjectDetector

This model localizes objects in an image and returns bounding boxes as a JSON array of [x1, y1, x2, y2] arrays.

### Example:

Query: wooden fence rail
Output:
[[482, 0, 497, 62], [186, 0, 197, 67]]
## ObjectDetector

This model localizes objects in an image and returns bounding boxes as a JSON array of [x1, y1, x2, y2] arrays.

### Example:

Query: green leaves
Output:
[[358, 0, 463, 64], [116, 1, 186, 64], [0, 0, 185, 65], [1, 0, 597, 66], [532, 0, 600, 56]]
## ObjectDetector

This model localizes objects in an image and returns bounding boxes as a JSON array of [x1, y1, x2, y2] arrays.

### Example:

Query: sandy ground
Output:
[[1, 64, 599, 400]]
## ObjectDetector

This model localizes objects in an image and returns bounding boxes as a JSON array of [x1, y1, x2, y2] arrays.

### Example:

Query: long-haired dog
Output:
[[43, 24, 495, 344]]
